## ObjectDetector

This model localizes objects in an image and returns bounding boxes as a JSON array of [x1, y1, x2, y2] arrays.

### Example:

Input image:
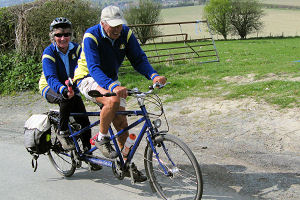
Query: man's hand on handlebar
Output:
[[113, 86, 128, 99], [153, 76, 167, 86]]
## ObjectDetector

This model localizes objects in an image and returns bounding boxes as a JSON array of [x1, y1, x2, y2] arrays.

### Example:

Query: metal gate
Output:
[[124, 20, 219, 66]]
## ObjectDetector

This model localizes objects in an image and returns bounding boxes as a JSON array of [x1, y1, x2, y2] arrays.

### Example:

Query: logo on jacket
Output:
[[120, 44, 125, 50], [72, 54, 76, 59]]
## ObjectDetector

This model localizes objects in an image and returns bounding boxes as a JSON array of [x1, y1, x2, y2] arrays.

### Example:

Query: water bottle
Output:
[[90, 133, 99, 145], [122, 134, 136, 158]]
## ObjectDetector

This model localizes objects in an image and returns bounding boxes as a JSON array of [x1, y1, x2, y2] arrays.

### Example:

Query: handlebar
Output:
[[88, 82, 170, 98], [151, 82, 170, 90], [128, 82, 170, 96], [87, 90, 117, 97]]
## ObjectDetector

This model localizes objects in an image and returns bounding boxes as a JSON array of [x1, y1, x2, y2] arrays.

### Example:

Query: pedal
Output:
[[70, 123, 81, 131], [76, 160, 82, 168], [112, 160, 124, 180], [87, 163, 93, 171], [87, 162, 102, 171], [73, 150, 82, 168]]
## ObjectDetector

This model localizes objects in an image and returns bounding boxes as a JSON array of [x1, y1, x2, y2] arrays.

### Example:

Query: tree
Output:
[[0, 7, 15, 51], [124, 0, 162, 44], [204, 0, 232, 40], [3, 0, 100, 58], [230, 0, 264, 39]]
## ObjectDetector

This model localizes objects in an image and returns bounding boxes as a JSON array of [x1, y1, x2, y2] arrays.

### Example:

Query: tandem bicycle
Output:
[[46, 82, 203, 200]]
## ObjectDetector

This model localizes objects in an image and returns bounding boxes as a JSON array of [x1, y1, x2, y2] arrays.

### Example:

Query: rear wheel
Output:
[[48, 123, 76, 177], [145, 134, 203, 200]]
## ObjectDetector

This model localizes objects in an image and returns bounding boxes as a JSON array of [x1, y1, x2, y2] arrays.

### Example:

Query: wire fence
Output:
[[214, 32, 300, 40]]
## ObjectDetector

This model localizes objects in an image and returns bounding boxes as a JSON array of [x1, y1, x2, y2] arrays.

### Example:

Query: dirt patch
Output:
[[0, 92, 299, 199], [222, 73, 300, 84]]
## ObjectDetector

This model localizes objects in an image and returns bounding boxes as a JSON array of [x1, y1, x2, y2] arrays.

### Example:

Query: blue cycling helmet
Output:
[[50, 17, 72, 31]]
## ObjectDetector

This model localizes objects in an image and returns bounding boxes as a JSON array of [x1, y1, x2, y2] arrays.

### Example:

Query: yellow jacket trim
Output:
[[39, 73, 47, 94], [73, 34, 98, 82], [42, 54, 55, 63], [59, 86, 65, 93], [127, 29, 132, 43], [76, 45, 81, 57], [108, 82, 118, 92], [73, 44, 89, 82], [38, 73, 51, 97], [84, 33, 98, 46], [150, 73, 159, 79]]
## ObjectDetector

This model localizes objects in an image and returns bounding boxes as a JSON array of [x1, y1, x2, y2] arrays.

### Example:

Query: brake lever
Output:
[[127, 88, 140, 96], [152, 82, 171, 89]]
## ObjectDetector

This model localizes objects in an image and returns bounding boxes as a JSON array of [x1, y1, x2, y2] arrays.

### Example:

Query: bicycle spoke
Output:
[[145, 134, 203, 200], [48, 124, 76, 177], [52, 151, 73, 165]]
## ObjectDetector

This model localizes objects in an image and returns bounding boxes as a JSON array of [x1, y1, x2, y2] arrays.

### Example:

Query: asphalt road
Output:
[[1, 93, 299, 200], [0, 129, 254, 200], [0, 131, 162, 200]]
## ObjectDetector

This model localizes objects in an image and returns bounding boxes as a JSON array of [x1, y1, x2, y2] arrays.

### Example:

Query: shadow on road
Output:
[[44, 162, 300, 200], [47, 167, 156, 198], [201, 164, 300, 199]]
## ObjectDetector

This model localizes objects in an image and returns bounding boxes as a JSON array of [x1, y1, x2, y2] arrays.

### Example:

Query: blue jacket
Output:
[[39, 42, 81, 98], [74, 24, 159, 92]]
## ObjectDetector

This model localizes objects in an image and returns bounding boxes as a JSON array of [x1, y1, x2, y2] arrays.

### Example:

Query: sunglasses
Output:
[[54, 33, 71, 38]]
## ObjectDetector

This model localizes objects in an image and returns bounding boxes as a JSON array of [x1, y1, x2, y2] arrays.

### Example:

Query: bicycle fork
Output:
[[148, 133, 178, 177]]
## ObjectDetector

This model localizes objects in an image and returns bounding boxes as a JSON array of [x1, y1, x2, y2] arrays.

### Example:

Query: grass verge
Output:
[[119, 37, 300, 108]]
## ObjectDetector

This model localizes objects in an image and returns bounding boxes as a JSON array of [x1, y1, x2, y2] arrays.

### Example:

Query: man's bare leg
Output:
[[94, 86, 120, 158], [112, 106, 129, 149]]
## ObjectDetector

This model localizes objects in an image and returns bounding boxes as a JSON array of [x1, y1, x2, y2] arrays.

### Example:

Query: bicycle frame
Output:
[[68, 102, 158, 170], [48, 83, 203, 199]]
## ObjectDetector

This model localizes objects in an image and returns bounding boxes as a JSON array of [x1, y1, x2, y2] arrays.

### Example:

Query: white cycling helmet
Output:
[[50, 17, 72, 31]]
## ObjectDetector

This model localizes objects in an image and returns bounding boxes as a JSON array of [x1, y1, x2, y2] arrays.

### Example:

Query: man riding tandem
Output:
[[73, 5, 167, 182]]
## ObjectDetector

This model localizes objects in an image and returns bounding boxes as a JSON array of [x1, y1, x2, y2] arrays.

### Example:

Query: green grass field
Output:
[[120, 37, 300, 108], [159, 4, 300, 39], [261, 0, 300, 7]]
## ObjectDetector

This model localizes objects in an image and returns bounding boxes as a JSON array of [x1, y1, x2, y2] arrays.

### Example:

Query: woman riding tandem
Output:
[[39, 18, 97, 170]]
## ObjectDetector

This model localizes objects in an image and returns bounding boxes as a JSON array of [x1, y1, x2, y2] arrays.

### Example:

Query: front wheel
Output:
[[48, 123, 76, 177], [145, 134, 203, 200]]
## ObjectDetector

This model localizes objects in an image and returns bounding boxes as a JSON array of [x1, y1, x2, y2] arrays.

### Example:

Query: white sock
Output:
[[97, 132, 108, 141]]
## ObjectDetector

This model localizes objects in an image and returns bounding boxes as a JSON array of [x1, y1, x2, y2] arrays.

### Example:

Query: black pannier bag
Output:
[[24, 114, 51, 171]]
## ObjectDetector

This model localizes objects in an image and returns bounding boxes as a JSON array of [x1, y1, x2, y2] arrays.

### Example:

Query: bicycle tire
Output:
[[48, 123, 76, 177], [145, 134, 203, 200]]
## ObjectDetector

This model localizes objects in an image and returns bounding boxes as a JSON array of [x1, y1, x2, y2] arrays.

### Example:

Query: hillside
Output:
[[0, 0, 33, 7], [2, 0, 300, 9], [0, 0, 200, 8]]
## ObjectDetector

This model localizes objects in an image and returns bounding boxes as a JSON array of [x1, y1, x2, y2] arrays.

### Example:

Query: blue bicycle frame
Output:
[[67, 103, 158, 170]]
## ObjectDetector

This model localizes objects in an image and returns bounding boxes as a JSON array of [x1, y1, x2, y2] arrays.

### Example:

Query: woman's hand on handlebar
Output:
[[67, 89, 75, 99], [64, 78, 75, 99], [62, 87, 74, 99]]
